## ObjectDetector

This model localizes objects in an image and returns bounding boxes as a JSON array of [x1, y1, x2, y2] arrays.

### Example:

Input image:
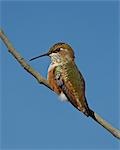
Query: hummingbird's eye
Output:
[[54, 48, 61, 53]]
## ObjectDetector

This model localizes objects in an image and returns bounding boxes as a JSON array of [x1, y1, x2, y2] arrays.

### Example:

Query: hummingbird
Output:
[[30, 42, 91, 117]]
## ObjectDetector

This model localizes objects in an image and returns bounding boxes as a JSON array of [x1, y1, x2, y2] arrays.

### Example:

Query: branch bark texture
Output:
[[0, 29, 120, 140]]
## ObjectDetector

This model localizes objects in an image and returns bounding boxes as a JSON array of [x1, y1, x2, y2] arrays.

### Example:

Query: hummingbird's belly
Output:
[[59, 92, 68, 102]]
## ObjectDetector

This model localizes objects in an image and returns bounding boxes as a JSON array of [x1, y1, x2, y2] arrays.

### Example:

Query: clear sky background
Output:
[[0, 0, 119, 149]]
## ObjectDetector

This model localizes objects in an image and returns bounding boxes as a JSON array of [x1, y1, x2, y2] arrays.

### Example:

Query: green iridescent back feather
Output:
[[55, 61, 89, 113], [55, 62, 85, 95]]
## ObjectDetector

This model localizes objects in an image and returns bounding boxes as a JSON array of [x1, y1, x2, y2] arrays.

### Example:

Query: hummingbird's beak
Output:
[[29, 52, 50, 61]]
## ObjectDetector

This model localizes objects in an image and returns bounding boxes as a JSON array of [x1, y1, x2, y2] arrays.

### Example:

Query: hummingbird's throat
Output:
[[50, 53, 62, 64]]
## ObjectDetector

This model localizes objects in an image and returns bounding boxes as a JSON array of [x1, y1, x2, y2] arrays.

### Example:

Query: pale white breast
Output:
[[48, 63, 56, 72], [47, 63, 57, 79]]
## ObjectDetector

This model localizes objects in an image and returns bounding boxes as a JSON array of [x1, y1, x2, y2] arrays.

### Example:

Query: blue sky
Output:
[[0, 1, 119, 149]]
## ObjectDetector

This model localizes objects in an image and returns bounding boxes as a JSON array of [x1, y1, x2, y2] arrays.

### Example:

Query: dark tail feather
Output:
[[83, 97, 91, 117], [82, 106, 91, 117]]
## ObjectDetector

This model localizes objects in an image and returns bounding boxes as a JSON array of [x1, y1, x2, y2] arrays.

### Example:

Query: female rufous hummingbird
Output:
[[30, 42, 91, 117]]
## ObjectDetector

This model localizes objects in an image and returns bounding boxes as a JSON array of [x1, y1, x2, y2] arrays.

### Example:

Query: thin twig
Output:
[[0, 29, 52, 91], [0, 29, 120, 140], [89, 109, 120, 139]]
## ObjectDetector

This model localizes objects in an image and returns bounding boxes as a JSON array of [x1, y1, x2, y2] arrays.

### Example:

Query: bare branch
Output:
[[89, 109, 120, 139], [0, 29, 120, 140], [0, 29, 52, 91]]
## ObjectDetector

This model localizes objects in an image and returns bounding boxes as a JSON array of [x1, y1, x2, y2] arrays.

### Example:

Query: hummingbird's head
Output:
[[48, 42, 75, 63], [29, 42, 75, 63]]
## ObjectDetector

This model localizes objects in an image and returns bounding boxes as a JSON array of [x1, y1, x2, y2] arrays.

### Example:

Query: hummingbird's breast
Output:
[[47, 63, 67, 102]]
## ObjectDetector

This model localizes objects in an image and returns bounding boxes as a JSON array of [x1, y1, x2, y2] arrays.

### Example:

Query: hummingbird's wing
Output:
[[55, 63, 90, 116]]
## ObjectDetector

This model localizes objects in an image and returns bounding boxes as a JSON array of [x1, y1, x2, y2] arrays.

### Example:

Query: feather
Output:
[[54, 62, 90, 116]]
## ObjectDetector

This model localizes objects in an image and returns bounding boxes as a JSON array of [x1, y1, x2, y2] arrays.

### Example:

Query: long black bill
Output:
[[29, 52, 49, 61]]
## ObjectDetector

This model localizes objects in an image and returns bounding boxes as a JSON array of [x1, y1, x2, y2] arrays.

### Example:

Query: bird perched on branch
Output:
[[30, 42, 91, 117]]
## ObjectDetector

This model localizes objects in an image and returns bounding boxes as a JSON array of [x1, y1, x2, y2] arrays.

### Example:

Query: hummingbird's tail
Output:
[[82, 107, 91, 117], [82, 96, 91, 117], [85, 108, 99, 119]]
